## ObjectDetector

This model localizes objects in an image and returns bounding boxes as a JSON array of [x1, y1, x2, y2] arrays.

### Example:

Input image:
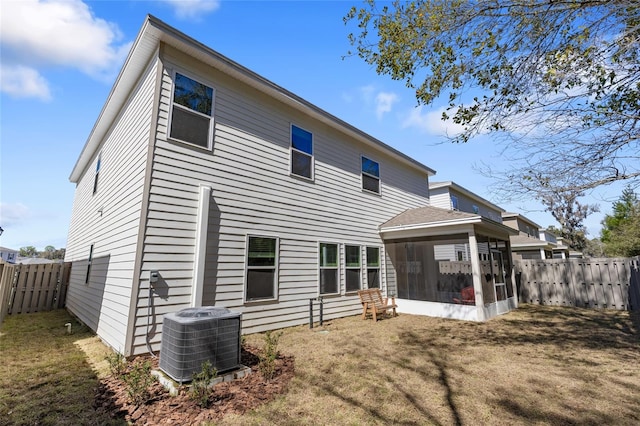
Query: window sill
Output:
[[290, 173, 315, 183], [167, 136, 213, 152], [361, 188, 382, 196]]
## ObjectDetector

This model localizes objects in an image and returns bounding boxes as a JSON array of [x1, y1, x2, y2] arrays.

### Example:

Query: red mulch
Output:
[[94, 345, 294, 424]]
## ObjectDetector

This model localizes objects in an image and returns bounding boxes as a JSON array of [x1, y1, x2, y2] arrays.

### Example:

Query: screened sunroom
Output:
[[379, 206, 519, 321]]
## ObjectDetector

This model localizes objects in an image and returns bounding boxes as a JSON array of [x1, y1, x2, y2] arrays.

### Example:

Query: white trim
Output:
[[289, 123, 314, 181], [318, 241, 340, 296], [191, 184, 211, 307], [243, 234, 280, 303], [344, 244, 362, 293], [365, 245, 382, 289], [167, 68, 215, 150], [360, 155, 381, 195]]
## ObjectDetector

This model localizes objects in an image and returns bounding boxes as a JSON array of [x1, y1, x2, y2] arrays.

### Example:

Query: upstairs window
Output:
[[361, 156, 380, 194], [472, 204, 479, 214], [366, 247, 380, 289], [290, 125, 313, 179], [319, 243, 339, 295], [345, 245, 361, 292], [451, 195, 459, 210], [170, 72, 214, 149], [93, 153, 101, 195], [245, 236, 278, 301]]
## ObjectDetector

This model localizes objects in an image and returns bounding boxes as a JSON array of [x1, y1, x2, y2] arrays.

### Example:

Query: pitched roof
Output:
[[70, 15, 436, 182], [509, 234, 555, 249], [380, 205, 478, 229], [428, 181, 504, 212]]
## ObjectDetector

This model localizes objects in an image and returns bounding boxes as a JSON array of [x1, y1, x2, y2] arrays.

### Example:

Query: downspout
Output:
[[191, 184, 211, 307]]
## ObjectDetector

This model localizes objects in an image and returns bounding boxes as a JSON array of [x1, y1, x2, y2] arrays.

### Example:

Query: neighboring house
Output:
[[502, 212, 556, 260], [429, 181, 505, 223], [551, 237, 583, 259], [0, 247, 17, 264], [65, 16, 518, 357]]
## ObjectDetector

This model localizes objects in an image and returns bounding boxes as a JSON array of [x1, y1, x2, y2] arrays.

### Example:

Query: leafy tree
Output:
[[42, 245, 56, 259], [583, 238, 605, 258], [19, 246, 37, 257], [539, 189, 598, 252], [345, 1, 640, 198], [601, 188, 640, 256]]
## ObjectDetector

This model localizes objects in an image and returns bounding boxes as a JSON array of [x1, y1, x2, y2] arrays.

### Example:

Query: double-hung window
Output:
[[290, 125, 313, 179], [366, 247, 380, 289], [345, 245, 361, 292], [169, 72, 214, 149], [319, 243, 339, 295], [361, 156, 380, 194], [451, 195, 459, 210], [245, 236, 278, 301]]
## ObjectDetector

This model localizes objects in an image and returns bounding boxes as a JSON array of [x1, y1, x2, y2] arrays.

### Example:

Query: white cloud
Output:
[[375, 92, 399, 119], [0, 65, 52, 101], [0, 203, 31, 228], [160, 0, 221, 20], [0, 0, 131, 99], [401, 105, 466, 136]]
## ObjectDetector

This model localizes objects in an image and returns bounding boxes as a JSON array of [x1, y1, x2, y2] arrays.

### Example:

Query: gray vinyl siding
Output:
[[429, 189, 453, 210], [130, 47, 430, 353], [431, 187, 502, 222], [65, 58, 157, 352]]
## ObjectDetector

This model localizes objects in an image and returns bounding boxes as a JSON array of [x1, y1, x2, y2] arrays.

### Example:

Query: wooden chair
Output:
[[453, 286, 476, 305], [357, 288, 398, 321]]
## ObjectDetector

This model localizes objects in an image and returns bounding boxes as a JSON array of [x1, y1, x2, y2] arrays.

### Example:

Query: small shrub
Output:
[[190, 360, 217, 407], [258, 330, 283, 380], [105, 351, 127, 378], [122, 359, 155, 405]]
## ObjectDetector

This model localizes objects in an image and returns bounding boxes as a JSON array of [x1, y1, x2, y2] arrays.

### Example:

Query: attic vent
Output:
[[159, 307, 242, 383]]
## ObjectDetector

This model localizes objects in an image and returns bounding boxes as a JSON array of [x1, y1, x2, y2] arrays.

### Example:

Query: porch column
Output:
[[191, 184, 211, 308], [468, 230, 485, 321]]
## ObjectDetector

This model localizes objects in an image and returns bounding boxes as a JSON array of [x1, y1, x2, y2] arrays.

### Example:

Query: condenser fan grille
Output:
[[159, 307, 242, 382]]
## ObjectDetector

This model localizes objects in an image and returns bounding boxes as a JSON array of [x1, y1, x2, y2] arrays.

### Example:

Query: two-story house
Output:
[[502, 213, 556, 260], [65, 16, 517, 356]]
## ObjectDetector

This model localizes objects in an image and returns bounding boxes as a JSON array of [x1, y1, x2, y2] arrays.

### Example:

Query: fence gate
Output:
[[515, 257, 640, 311], [0, 262, 71, 324]]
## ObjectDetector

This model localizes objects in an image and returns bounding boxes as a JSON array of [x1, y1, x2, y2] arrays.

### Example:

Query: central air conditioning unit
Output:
[[159, 307, 242, 383]]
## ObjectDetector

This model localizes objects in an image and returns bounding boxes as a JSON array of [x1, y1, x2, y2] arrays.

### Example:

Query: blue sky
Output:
[[0, 0, 622, 251]]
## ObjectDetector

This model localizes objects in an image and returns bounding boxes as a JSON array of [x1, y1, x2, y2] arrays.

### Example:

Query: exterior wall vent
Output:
[[159, 307, 242, 383]]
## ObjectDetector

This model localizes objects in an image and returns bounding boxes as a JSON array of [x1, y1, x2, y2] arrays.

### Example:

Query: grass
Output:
[[222, 304, 640, 426], [0, 310, 122, 426], [1, 305, 638, 425]]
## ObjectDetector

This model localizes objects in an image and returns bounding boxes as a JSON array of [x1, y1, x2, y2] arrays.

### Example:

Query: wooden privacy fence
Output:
[[0, 262, 71, 324], [515, 257, 640, 311]]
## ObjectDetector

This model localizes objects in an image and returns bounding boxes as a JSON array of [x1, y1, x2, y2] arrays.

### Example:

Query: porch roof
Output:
[[510, 234, 556, 250], [379, 205, 518, 239]]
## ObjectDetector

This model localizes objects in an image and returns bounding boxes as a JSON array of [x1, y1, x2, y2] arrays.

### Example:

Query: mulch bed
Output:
[[94, 345, 294, 424]]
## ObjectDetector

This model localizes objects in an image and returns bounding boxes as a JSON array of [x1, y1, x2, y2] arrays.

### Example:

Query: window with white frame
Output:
[[93, 153, 101, 195], [345, 245, 361, 292], [451, 195, 459, 210], [319, 243, 339, 294], [366, 247, 380, 289], [169, 72, 214, 149], [245, 236, 278, 301], [361, 156, 380, 194], [472, 204, 479, 214], [290, 125, 313, 179]]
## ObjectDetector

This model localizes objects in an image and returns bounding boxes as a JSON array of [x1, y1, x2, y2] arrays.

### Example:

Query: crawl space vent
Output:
[[159, 307, 242, 382]]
